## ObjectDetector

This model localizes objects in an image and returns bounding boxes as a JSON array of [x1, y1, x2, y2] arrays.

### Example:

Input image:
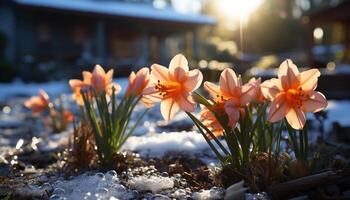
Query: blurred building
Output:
[[308, 0, 350, 66], [0, 0, 214, 80]]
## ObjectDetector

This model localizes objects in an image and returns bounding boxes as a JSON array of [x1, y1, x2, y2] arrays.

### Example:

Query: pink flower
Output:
[[199, 105, 225, 138], [69, 71, 91, 105], [24, 90, 50, 115], [204, 68, 257, 128], [144, 54, 203, 120], [248, 77, 265, 103], [69, 65, 121, 105], [261, 59, 328, 129]]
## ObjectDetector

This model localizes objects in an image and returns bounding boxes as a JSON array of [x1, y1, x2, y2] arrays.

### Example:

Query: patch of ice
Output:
[[128, 175, 174, 193]]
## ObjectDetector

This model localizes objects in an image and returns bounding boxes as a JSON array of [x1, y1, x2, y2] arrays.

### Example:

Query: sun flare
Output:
[[217, 0, 263, 22]]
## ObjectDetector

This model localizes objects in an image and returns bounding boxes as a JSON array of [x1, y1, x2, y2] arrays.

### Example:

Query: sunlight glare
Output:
[[217, 0, 263, 22]]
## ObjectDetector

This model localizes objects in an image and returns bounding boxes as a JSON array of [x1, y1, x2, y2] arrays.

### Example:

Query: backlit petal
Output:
[[151, 64, 169, 82], [171, 67, 187, 82], [183, 69, 203, 92], [169, 54, 189, 74], [178, 93, 196, 112], [278, 59, 299, 90], [268, 93, 289, 122], [82, 71, 92, 84], [240, 81, 256, 106], [69, 79, 84, 89], [224, 99, 240, 128], [260, 78, 282, 100], [286, 107, 306, 130], [106, 69, 114, 84], [204, 82, 221, 99], [298, 69, 320, 92], [160, 98, 180, 121], [303, 91, 327, 113], [219, 68, 238, 97]]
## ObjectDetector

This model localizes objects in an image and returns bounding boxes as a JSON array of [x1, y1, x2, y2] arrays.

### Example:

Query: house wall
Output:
[[2, 5, 200, 80], [0, 3, 16, 63]]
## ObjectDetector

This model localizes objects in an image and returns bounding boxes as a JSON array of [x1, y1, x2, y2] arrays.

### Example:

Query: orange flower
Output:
[[144, 54, 203, 120], [64, 110, 74, 123], [126, 67, 155, 108], [69, 65, 121, 105], [24, 90, 50, 115], [199, 105, 224, 138], [91, 64, 120, 96], [260, 59, 327, 129], [204, 68, 257, 128], [248, 77, 265, 103], [69, 71, 91, 105]]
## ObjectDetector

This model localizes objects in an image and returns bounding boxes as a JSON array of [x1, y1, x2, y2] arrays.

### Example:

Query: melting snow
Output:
[[122, 131, 216, 158], [50, 171, 136, 200], [128, 175, 174, 193]]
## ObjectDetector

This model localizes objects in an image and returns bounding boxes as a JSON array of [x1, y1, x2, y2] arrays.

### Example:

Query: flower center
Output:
[[155, 80, 181, 98], [286, 87, 310, 108]]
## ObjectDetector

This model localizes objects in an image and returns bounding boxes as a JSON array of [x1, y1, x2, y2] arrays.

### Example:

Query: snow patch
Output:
[[122, 131, 212, 157], [128, 175, 174, 193]]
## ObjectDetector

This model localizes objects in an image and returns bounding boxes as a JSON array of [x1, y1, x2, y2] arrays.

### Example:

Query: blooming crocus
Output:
[[248, 77, 265, 103], [69, 71, 92, 105], [126, 67, 150, 96], [144, 54, 203, 120], [91, 64, 120, 96], [69, 65, 121, 105], [260, 59, 327, 130], [24, 90, 50, 115], [199, 106, 224, 139], [204, 68, 257, 128]]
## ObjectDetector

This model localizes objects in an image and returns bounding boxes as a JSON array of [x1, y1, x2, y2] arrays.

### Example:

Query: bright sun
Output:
[[217, 0, 263, 22]]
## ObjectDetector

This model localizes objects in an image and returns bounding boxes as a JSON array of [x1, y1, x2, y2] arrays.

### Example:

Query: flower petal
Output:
[[240, 81, 257, 106], [82, 71, 92, 84], [268, 93, 289, 122], [106, 69, 114, 84], [286, 107, 306, 130], [183, 69, 203, 92], [151, 64, 169, 82], [204, 81, 222, 101], [178, 93, 196, 112], [260, 78, 282, 100], [171, 67, 187, 82], [69, 79, 84, 89], [220, 68, 238, 97], [224, 99, 240, 128], [169, 54, 189, 73], [298, 69, 320, 92], [278, 59, 300, 90], [160, 98, 180, 121], [303, 91, 327, 113]]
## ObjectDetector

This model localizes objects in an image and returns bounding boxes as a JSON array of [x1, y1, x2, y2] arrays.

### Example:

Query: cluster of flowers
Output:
[[25, 54, 327, 172], [25, 90, 73, 133]]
